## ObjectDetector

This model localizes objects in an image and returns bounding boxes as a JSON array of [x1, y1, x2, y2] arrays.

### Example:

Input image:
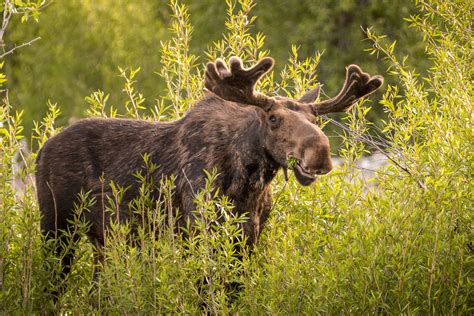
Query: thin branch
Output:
[[322, 114, 426, 189], [0, 37, 41, 59], [354, 166, 402, 178], [0, 0, 12, 43]]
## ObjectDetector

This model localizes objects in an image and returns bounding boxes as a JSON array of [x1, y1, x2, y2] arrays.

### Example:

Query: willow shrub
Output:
[[0, 0, 472, 314]]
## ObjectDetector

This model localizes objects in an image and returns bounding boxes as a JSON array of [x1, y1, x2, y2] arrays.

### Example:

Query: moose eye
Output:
[[269, 115, 277, 123]]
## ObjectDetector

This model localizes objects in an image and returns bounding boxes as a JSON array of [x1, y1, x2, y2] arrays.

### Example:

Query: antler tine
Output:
[[204, 56, 276, 110], [310, 65, 384, 115]]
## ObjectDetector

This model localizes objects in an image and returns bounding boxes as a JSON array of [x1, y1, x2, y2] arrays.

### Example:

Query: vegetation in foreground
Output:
[[0, 0, 472, 314]]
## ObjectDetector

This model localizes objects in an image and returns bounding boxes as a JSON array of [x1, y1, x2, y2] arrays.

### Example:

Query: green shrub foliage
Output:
[[0, 0, 472, 314]]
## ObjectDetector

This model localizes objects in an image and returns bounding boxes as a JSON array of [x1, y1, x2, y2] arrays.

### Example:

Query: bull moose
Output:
[[36, 56, 383, 281]]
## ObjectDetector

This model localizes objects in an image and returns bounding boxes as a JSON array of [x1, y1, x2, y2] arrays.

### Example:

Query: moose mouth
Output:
[[292, 162, 316, 186]]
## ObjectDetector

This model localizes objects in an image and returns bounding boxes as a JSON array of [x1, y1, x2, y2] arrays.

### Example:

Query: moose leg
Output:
[[41, 219, 80, 300], [82, 199, 107, 283], [84, 194, 132, 282]]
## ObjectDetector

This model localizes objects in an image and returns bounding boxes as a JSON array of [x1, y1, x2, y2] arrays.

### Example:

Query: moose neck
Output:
[[168, 95, 281, 200]]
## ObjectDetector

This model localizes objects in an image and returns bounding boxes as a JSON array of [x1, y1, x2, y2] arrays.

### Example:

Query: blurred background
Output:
[[5, 0, 427, 134]]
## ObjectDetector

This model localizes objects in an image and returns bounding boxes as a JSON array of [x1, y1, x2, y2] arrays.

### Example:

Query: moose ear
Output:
[[298, 84, 321, 103]]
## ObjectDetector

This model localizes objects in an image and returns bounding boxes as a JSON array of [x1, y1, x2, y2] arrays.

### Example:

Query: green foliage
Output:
[[159, 0, 202, 120], [5, 0, 429, 135], [1, 0, 472, 314], [6, 0, 168, 130]]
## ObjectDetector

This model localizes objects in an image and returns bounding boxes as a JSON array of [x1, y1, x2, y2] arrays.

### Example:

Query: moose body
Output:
[[36, 56, 383, 280], [37, 96, 281, 247]]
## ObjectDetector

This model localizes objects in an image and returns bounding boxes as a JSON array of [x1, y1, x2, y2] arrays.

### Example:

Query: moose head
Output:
[[205, 56, 384, 185]]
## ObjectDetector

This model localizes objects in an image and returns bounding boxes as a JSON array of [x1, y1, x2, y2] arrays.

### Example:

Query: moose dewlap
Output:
[[36, 56, 383, 280]]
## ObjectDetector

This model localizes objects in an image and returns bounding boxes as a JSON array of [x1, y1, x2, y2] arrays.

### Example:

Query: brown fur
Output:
[[36, 56, 383, 280]]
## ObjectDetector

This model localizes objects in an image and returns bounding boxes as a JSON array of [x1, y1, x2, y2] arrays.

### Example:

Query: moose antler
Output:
[[205, 56, 276, 110], [205, 56, 384, 114], [309, 65, 383, 115]]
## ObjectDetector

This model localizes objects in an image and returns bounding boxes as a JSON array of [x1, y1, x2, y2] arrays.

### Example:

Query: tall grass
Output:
[[0, 0, 472, 314]]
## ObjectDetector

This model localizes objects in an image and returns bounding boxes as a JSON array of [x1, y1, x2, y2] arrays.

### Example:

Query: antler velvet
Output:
[[309, 64, 384, 115], [205, 56, 384, 114], [205, 56, 276, 110]]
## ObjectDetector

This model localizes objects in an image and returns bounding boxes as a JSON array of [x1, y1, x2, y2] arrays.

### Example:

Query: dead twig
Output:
[[0, 37, 41, 59]]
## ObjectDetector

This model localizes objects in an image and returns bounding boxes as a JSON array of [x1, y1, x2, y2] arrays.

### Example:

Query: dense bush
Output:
[[1, 0, 472, 314]]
